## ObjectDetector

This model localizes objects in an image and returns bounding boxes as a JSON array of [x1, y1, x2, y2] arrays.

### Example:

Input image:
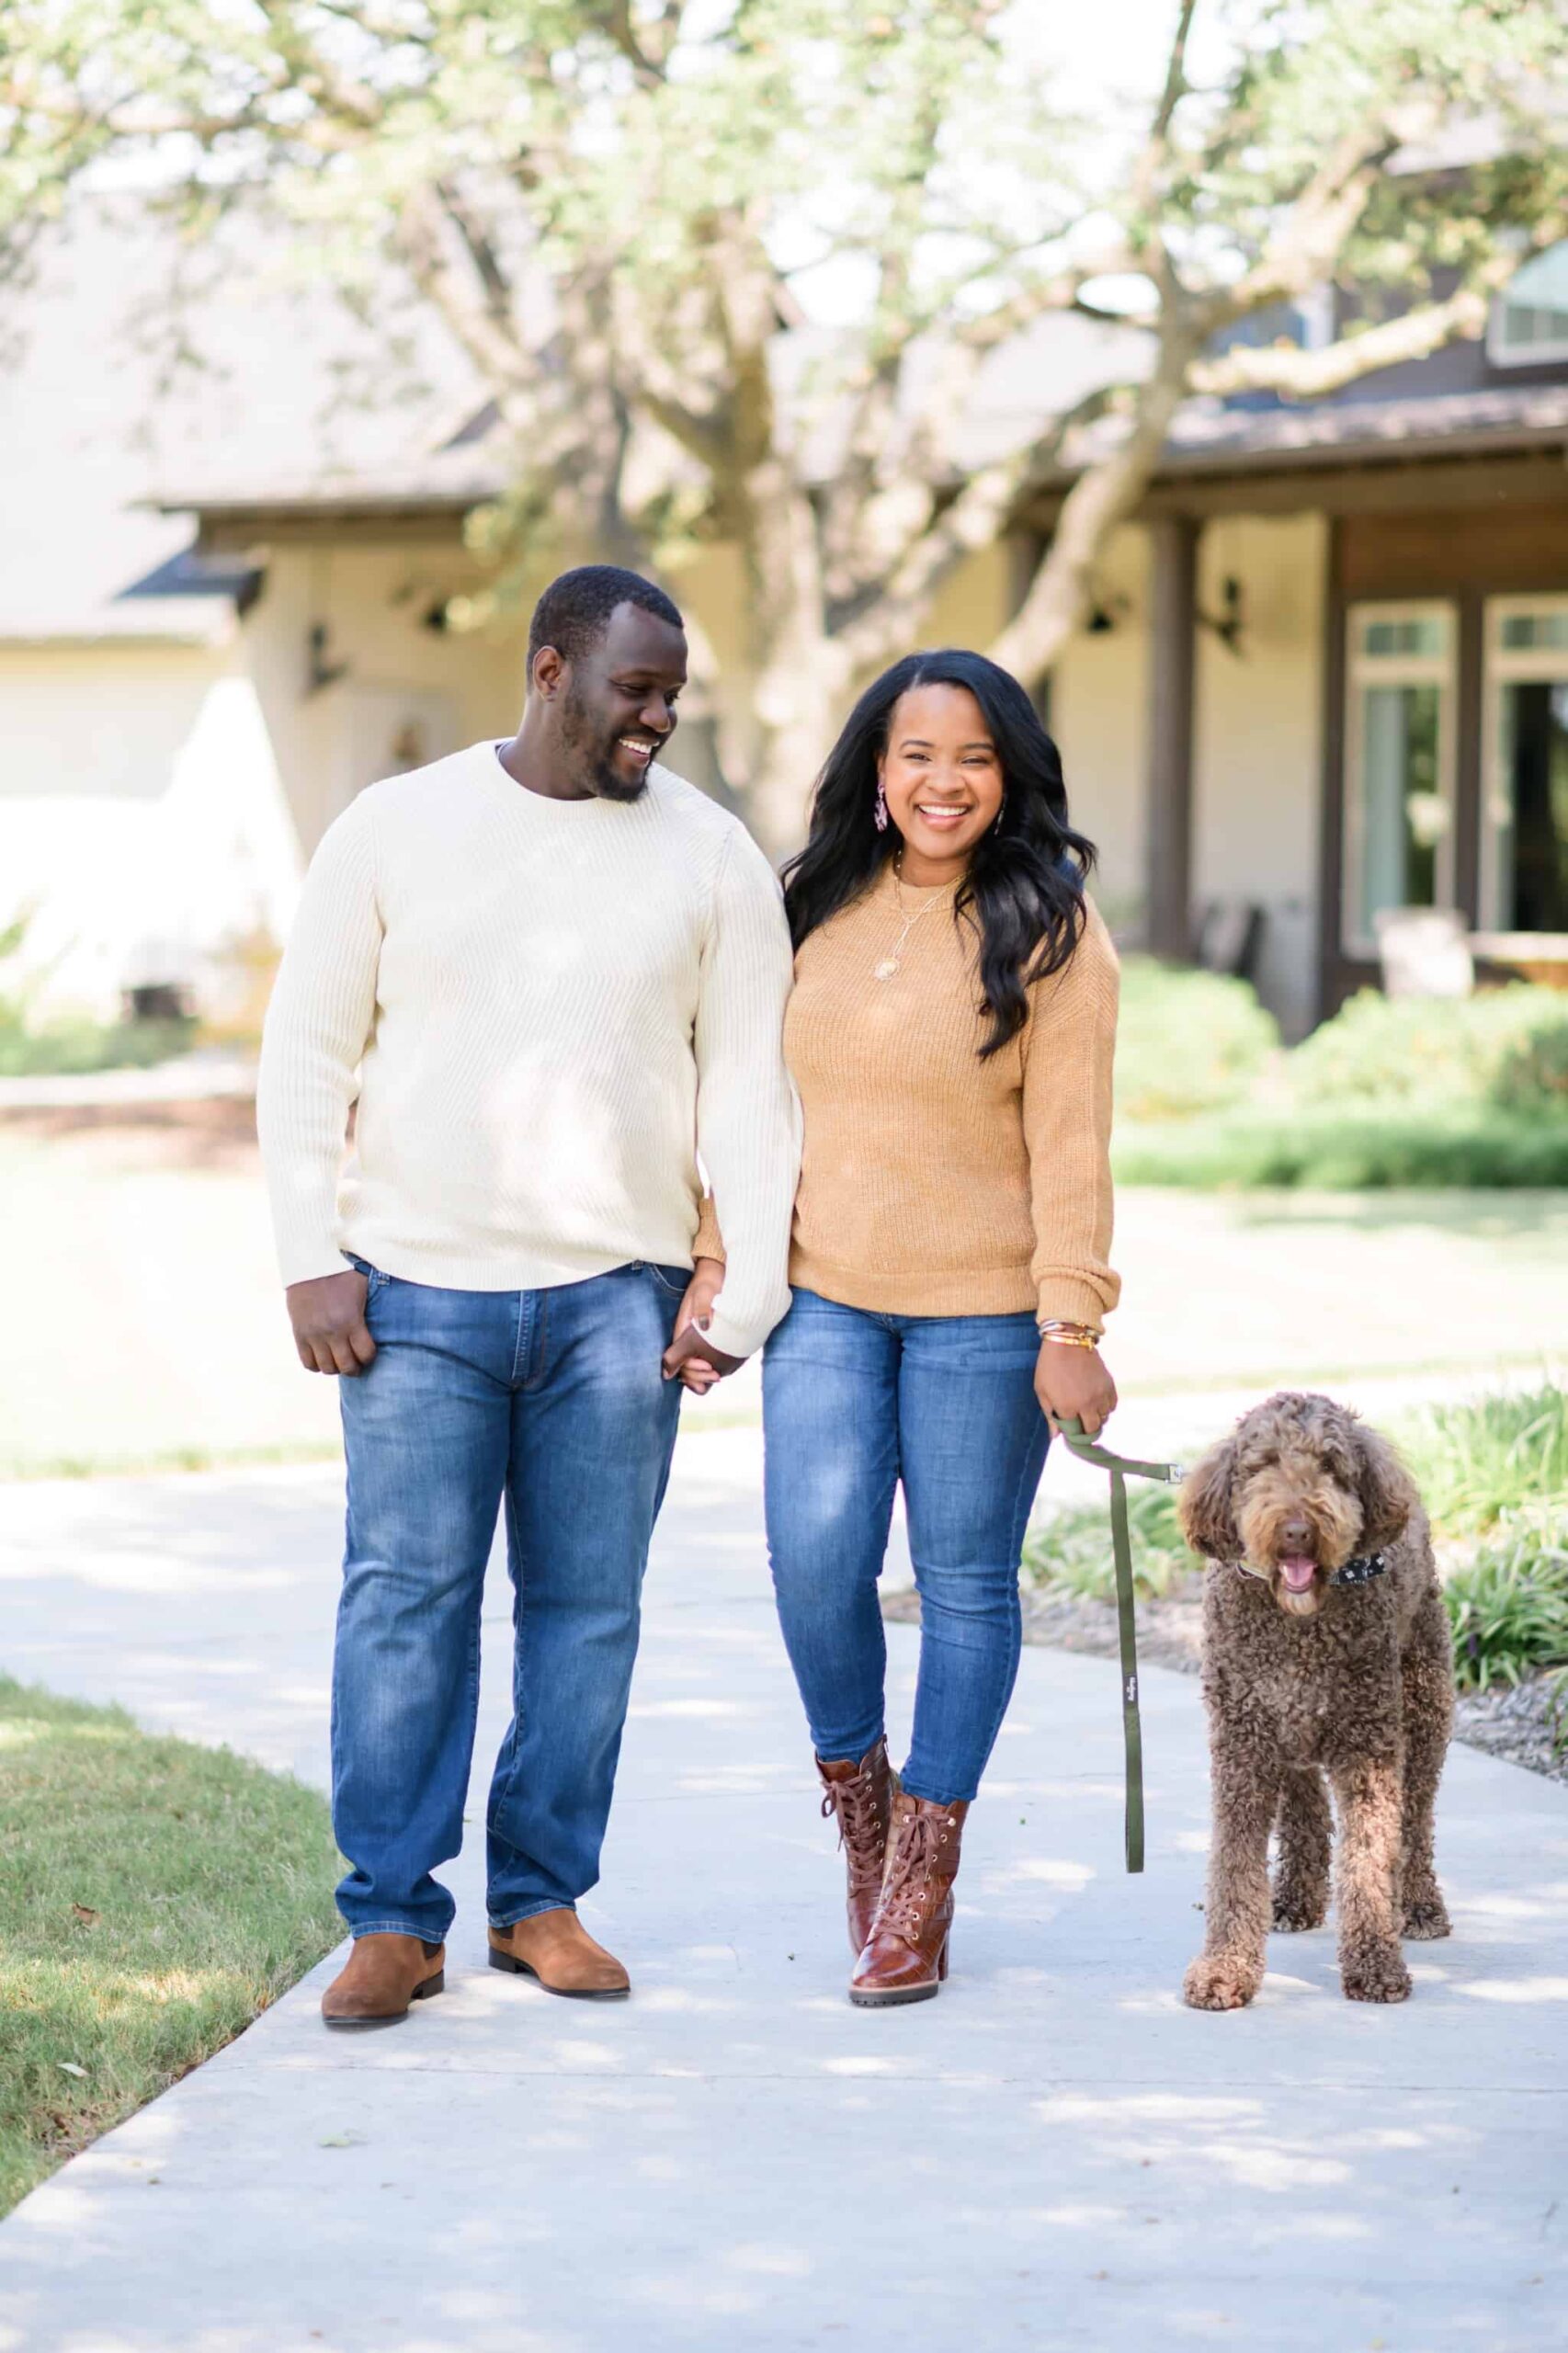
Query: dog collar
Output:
[[1330, 1550, 1389, 1586], [1229, 1550, 1389, 1587]]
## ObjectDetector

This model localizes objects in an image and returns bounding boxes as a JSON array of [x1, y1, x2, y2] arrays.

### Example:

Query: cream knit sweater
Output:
[[256, 744, 800, 1360]]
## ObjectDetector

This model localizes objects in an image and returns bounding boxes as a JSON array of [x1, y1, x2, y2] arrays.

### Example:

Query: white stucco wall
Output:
[[240, 544, 531, 859], [1191, 513, 1326, 1038], [0, 642, 300, 1023], [1048, 526, 1151, 932]]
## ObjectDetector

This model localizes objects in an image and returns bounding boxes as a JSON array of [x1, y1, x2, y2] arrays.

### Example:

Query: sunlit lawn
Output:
[[0, 1676, 342, 2215]]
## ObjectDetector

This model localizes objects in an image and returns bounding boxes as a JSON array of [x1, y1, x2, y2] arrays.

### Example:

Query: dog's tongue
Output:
[[1280, 1553, 1317, 1592]]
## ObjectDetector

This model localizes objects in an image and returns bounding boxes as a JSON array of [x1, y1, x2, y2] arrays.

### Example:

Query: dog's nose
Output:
[[1281, 1518, 1312, 1548]]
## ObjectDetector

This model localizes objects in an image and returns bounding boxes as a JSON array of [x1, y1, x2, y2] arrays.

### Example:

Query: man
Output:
[[257, 565, 798, 2028]]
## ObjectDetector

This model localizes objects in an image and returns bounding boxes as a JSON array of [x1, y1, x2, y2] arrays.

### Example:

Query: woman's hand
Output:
[[662, 1257, 735, 1393], [1034, 1340, 1118, 1438]]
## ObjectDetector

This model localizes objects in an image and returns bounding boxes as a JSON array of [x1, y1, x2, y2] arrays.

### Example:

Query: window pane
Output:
[[1361, 615, 1446, 660], [1497, 680, 1568, 932], [1497, 241, 1568, 354], [1500, 608, 1568, 654], [1359, 684, 1443, 931]]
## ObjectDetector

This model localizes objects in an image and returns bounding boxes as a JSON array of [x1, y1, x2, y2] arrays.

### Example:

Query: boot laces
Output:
[[821, 1768, 885, 1890], [879, 1811, 953, 1942]]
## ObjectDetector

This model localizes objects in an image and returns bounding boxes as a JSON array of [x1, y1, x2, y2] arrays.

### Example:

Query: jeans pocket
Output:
[[640, 1261, 690, 1300], [346, 1255, 389, 1294]]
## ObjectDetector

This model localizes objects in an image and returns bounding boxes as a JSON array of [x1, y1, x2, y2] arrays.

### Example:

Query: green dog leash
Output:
[[1053, 1417, 1187, 1874]]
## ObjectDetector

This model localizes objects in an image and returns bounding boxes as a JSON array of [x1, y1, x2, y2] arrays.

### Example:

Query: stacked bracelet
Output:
[[1038, 1319, 1102, 1350]]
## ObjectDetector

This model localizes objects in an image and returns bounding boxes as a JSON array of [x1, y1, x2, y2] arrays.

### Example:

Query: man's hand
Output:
[[662, 1256, 742, 1393], [1034, 1340, 1118, 1438], [287, 1270, 377, 1377]]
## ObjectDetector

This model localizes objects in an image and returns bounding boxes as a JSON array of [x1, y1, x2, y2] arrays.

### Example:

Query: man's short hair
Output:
[[527, 565, 684, 668]]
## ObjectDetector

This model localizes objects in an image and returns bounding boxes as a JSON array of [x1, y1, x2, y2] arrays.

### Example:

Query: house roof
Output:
[[154, 357, 1568, 533], [0, 197, 477, 642]]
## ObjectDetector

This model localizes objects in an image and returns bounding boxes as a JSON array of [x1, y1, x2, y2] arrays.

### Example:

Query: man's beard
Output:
[[561, 684, 649, 802]]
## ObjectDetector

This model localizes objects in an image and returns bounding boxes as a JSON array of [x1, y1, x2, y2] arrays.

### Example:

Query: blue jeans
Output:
[[763, 1289, 1050, 1806], [333, 1259, 685, 1942]]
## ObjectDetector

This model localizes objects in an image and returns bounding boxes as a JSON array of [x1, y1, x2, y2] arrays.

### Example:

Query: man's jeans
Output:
[[763, 1288, 1050, 1807], [333, 1258, 685, 1942]]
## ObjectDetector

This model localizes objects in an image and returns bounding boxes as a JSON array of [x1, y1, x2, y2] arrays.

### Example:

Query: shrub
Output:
[[1022, 1480, 1191, 1601], [1400, 1386, 1568, 1536], [1442, 1510, 1568, 1692], [1114, 956, 1280, 1122], [1287, 985, 1568, 1112], [1493, 1015, 1568, 1113]]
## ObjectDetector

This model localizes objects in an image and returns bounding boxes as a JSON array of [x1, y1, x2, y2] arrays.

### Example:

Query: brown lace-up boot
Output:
[[849, 1790, 969, 2007], [817, 1736, 895, 1955]]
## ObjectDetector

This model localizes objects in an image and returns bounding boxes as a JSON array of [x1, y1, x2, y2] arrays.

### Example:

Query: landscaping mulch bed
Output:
[[882, 1582, 1568, 1785]]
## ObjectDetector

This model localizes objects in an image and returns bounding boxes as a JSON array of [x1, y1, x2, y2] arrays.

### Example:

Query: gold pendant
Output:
[[873, 957, 899, 981]]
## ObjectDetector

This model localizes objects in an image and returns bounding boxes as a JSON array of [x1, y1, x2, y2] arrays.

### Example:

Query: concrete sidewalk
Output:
[[1, 1432, 1565, 2352]]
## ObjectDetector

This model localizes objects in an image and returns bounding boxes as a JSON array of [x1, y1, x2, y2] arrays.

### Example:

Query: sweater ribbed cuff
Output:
[[1035, 1279, 1112, 1334]]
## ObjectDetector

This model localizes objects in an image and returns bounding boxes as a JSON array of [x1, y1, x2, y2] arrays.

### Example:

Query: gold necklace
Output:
[[872, 859, 954, 982]]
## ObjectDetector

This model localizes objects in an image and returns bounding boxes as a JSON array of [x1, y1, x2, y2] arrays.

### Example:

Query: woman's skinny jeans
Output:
[[762, 1287, 1051, 1806]]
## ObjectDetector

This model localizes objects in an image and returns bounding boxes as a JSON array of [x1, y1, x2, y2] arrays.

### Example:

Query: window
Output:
[[1489, 241, 1568, 368], [1343, 603, 1457, 955], [1482, 598, 1568, 936]]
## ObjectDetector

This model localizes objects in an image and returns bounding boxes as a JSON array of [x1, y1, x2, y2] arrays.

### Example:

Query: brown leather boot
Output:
[[817, 1737, 894, 1955], [487, 1908, 630, 1999], [321, 1933, 445, 2029], [849, 1791, 969, 2007]]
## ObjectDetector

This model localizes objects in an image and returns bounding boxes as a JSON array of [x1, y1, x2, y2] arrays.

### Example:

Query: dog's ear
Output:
[[1352, 1421, 1419, 1552], [1179, 1436, 1239, 1562]]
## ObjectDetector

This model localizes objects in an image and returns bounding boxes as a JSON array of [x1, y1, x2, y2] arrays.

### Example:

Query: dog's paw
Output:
[[1340, 1940, 1412, 2004], [1271, 1889, 1328, 1934], [1402, 1893, 1451, 1941], [1183, 1953, 1261, 2011]]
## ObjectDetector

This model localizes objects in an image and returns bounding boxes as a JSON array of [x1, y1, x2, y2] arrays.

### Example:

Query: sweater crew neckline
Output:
[[477, 740, 661, 817]]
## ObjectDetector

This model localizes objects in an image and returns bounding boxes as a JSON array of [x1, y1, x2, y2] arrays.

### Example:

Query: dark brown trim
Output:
[[1453, 589, 1485, 925], [1317, 517, 1347, 1021], [1144, 515, 1198, 958]]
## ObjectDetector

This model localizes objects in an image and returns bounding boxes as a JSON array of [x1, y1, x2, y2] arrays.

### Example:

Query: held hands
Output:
[[1034, 1337, 1118, 1438], [661, 1256, 742, 1393], [287, 1270, 377, 1376]]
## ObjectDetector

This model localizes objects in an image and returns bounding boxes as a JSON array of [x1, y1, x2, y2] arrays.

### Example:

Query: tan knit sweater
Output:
[[696, 861, 1119, 1327]]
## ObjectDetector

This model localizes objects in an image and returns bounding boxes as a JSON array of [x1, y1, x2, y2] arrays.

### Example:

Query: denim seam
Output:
[[349, 1918, 448, 1941]]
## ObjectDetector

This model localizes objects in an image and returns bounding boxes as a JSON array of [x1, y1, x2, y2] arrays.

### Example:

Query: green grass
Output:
[[1398, 1385, 1568, 1536], [1021, 1479, 1189, 1600], [0, 1677, 342, 2216], [1443, 1511, 1568, 1692], [1112, 1107, 1568, 1190], [0, 1438, 345, 1483]]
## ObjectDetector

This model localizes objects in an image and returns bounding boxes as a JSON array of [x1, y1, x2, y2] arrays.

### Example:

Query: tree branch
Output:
[[1190, 281, 1500, 398]]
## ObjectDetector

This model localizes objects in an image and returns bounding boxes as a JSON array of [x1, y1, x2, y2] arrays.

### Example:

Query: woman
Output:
[[676, 648, 1119, 2007]]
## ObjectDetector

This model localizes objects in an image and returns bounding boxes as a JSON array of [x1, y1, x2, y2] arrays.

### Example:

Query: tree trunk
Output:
[[985, 334, 1200, 692]]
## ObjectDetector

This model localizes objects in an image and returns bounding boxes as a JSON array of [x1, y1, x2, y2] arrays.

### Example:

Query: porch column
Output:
[[1144, 513, 1198, 959]]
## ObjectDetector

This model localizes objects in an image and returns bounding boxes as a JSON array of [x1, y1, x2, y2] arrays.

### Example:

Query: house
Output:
[[5, 201, 1566, 1040]]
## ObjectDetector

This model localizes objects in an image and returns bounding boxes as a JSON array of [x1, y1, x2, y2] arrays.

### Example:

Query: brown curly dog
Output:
[[1177, 1391, 1454, 2011]]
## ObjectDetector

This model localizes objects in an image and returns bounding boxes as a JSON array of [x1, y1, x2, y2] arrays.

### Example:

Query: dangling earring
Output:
[[993, 792, 1006, 833], [873, 778, 890, 833]]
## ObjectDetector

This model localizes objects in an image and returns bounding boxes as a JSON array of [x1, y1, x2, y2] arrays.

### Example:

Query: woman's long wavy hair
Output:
[[782, 649, 1096, 1059]]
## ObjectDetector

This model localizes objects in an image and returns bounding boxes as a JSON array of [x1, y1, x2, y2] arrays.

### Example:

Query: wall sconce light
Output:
[[305, 620, 350, 696], [1198, 574, 1246, 656]]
